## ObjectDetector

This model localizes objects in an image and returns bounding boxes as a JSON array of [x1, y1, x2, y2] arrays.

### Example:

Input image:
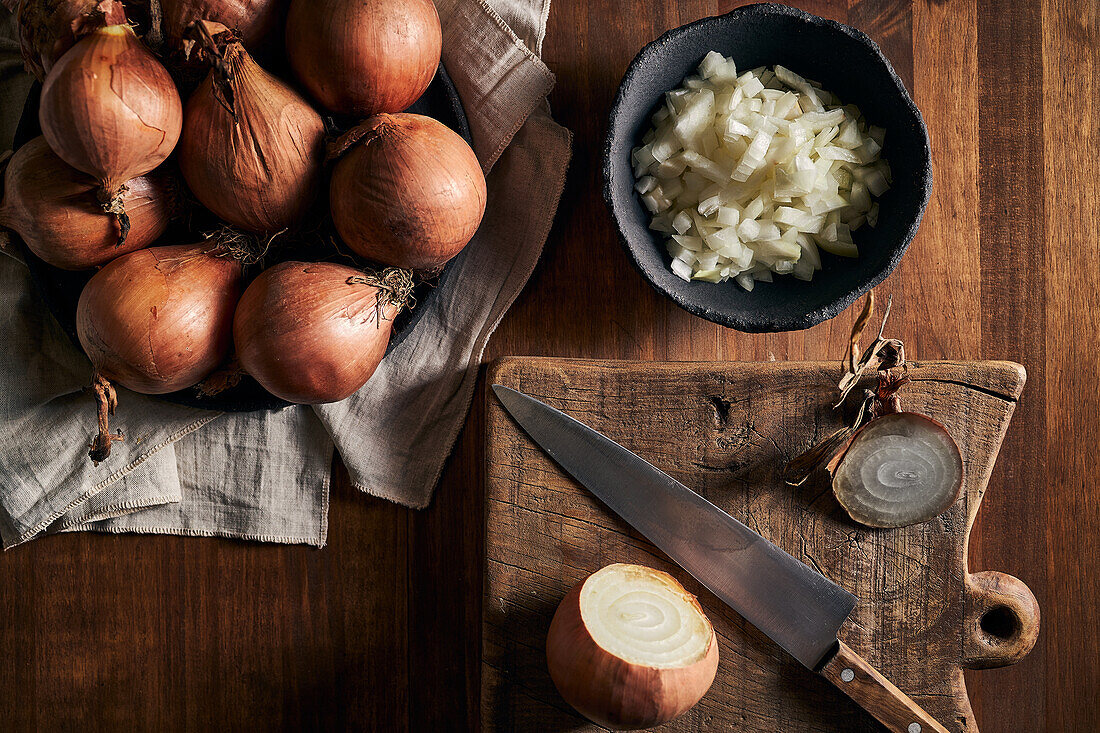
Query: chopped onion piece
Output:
[[717, 206, 740, 227], [865, 168, 890, 197], [671, 259, 692, 281], [634, 175, 657, 194], [697, 194, 722, 217]]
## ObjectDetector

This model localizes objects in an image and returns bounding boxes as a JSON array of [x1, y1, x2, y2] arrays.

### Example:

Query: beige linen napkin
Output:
[[0, 0, 570, 548]]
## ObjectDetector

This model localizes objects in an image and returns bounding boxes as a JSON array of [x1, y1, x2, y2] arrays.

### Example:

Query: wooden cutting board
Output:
[[481, 357, 1040, 732]]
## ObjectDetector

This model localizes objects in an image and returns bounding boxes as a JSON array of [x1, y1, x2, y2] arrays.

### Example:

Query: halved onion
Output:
[[546, 563, 718, 730], [832, 412, 963, 528]]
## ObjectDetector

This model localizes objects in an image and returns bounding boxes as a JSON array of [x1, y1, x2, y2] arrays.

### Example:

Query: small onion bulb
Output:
[[285, 0, 442, 116], [832, 412, 963, 528], [159, 0, 285, 56], [545, 563, 719, 730], [10, 0, 101, 80], [233, 262, 407, 404], [38, 2, 182, 214], [329, 113, 486, 270], [0, 136, 175, 270], [76, 242, 243, 461], [178, 22, 326, 234]]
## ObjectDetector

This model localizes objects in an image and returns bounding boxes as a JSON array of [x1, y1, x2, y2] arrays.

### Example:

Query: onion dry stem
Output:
[[89, 372, 122, 463]]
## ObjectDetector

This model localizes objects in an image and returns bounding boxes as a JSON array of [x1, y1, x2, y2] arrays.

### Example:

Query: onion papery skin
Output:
[[233, 261, 398, 404], [1, 137, 173, 270], [178, 37, 325, 234], [546, 564, 719, 730], [160, 0, 285, 56], [832, 411, 964, 528], [76, 243, 243, 394], [330, 113, 486, 270], [285, 0, 441, 116], [38, 21, 182, 197], [11, 0, 101, 80]]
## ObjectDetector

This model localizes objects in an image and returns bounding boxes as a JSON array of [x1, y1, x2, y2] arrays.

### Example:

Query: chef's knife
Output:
[[493, 385, 948, 733]]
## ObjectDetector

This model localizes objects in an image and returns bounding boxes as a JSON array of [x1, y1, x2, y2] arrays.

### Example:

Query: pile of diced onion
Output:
[[632, 52, 891, 290]]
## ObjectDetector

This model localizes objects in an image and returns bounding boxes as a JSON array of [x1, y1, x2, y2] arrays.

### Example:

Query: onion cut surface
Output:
[[546, 563, 718, 730], [631, 52, 891, 289], [832, 412, 963, 528]]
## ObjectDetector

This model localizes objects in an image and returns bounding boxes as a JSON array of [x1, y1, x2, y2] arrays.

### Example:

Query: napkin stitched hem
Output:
[[66, 525, 325, 546], [469, 0, 556, 169], [54, 495, 180, 530], [5, 413, 219, 548]]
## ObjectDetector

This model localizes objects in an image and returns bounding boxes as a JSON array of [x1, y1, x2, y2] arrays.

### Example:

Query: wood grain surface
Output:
[[1, 1, 1097, 731], [482, 358, 1037, 732]]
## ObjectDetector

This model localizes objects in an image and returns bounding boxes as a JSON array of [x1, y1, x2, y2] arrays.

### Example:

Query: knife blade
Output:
[[493, 385, 948, 733]]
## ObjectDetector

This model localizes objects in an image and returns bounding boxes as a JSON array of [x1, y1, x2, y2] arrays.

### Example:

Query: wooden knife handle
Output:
[[818, 640, 949, 733]]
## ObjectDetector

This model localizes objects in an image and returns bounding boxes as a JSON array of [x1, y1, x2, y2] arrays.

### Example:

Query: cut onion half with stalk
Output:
[[545, 563, 718, 730], [831, 412, 963, 528]]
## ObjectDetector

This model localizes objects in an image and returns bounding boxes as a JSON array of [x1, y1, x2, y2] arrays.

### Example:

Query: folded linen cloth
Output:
[[0, 0, 570, 548]]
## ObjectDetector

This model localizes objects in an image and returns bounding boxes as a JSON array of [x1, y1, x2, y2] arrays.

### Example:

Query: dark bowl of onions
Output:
[[9, 67, 472, 413], [603, 2, 932, 333]]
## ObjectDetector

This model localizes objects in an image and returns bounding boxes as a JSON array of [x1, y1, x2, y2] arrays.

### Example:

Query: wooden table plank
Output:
[[971, 0, 1048, 729], [1040, 0, 1100, 730], [0, 464, 410, 731]]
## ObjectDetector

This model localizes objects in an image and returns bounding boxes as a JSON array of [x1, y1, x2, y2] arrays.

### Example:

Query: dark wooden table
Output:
[[1, 1, 1096, 730]]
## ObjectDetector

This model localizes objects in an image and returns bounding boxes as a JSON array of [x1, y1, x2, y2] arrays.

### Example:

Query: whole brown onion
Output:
[[329, 113, 486, 270], [178, 22, 325, 234], [159, 0, 285, 56], [285, 0, 441, 116], [77, 242, 242, 460], [9, 0, 101, 80], [38, 1, 182, 216], [234, 262, 407, 404], [0, 137, 176, 270]]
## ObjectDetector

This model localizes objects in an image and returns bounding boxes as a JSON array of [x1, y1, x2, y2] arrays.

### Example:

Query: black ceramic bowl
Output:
[[603, 3, 931, 332], [13, 65, 471, 412]]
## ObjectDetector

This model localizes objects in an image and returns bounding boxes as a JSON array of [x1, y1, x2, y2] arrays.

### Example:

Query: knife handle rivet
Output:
[[908, 724, 922, 733], [840, 668, 855, 683]]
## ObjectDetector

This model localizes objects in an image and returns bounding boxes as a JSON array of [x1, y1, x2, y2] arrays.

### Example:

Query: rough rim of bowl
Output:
[[602, 2, 932, 333]]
